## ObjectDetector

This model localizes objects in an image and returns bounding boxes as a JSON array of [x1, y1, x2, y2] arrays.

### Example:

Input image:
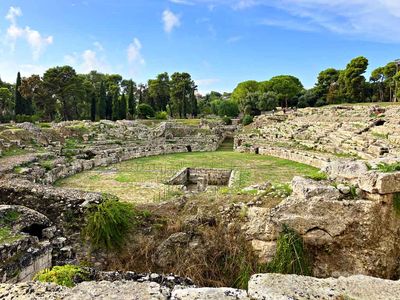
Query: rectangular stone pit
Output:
[[166, 168, 235, 191]]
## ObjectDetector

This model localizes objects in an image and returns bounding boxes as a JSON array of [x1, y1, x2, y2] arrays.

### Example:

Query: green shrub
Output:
[[222, 116, 232, 125], [306, 171, 328, 181], [15, 114, 40, 123], [377, 162, 400, 173], [137, 104, 155, 119], [155, 111, 168, 120], [267, 225, 311, 275], [242, 115, 253, 126], [83, 197, 136, 251], [34, 265, 88, 287]]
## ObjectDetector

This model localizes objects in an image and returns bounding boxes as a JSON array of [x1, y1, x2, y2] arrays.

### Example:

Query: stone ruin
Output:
[[166, 168, 236, 191], [2, 109, 400, 298]]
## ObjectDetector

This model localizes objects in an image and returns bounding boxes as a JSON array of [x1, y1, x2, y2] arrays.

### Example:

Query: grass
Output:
[[371, 132, 389, 140], [306, 171, 328, 181], [0, 147, 28, 158], [83, 197, 140, 251], [0, 210, 21, 226], [34, 265, 89, 287], [0, 227, 23, 245], [393, 193, 400, 216], [376, 162, 400, 173], [266, 224, 311, 276], [57, 151, 318, 203]]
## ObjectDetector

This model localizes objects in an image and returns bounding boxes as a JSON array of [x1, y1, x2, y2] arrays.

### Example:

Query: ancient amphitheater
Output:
[[2, 104, 400, 299]]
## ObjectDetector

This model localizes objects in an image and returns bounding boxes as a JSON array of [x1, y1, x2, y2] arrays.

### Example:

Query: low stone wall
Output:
[[166, 168, 233, 186], [0, 180, 102, 226], [236, 145, 330, 168]]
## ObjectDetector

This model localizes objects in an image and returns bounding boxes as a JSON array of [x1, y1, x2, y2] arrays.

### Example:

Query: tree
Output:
[[137, 103, 155, 119], [119, 93, 127, 120], [170, 72, 197, 118], [148, 72, 170, 112], [43, 66, 83, 121], [257, 91, 279, 111], [127, 80, 136, 117], [370, 67, 385, 102], [90, 92, 96, 121], [315, 68, 340, 104], [112, 91, 119, 121], [231, 80, 259, 103], [340, 56, 369, 102], [0, 87, 13, 119], [15, 72, 24, 116], [268, 75, 304, 108], [20, 75, 52, 119], [98, 81, 107, 119]]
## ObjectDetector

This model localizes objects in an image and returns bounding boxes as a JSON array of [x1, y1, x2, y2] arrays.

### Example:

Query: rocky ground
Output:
[[1, 273, 400, 299]]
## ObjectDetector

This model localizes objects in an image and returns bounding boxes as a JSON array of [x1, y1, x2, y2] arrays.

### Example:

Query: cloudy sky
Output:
[[0, 0, 400, 93]]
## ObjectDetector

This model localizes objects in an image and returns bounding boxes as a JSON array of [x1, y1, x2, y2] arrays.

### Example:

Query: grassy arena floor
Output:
[[56, 150, 318, 203]]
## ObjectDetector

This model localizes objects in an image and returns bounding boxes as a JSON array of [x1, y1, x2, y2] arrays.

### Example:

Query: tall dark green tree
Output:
[[128, 80, 136, 117], [98, 81, 107, 119], [106, 93, 113, 120], [119, 93, 127, 120], [90, 92, 96, 121], [15, 72, 24, 116], [112, 91, 119, 121]]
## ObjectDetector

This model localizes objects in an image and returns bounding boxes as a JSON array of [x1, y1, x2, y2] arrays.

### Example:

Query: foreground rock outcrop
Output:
[[2, 273, 400, 299]]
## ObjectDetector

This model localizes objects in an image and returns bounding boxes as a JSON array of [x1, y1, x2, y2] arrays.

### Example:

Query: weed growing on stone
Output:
[[34, 265, 89, 287], [306, 171, 328, 181], [377, 162, 400, 173], [267, 224, 311, 276], [0, 228, 23, 245]]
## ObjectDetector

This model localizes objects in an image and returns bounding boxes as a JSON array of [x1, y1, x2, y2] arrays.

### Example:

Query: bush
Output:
[[222, 116, 232, 125], [83, 197, 136, 251], [267, 225, 311, 275], [15, 114, 40, 123], [155, 111, 168, 120], [242, 115, 253, 126], [34, 265, 88, 287], [306, 171, 328, 181], [137, 104, 155, 119]]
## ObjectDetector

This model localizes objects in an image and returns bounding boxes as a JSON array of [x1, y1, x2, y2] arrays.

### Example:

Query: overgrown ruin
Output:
[[2, 105, 400, 299]]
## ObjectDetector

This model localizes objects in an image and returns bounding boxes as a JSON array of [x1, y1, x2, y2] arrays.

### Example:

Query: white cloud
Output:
[[127, 38, 145, 65], [93, 41, 104, 51], [162, 9, 181, 33], [187, 0, 400, 43], [64, 46, 110, 73], [4, 6, 53, 60], [227, 36, 243, 43], [170, 0, 194, 5]]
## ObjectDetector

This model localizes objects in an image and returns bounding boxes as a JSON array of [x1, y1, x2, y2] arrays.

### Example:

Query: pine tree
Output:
[[98, 81, 107, 119], [119, 93, 127, 120], [128, 81, 136, 117], [90, 92, 96, 122], [15, 72, 23, 116]]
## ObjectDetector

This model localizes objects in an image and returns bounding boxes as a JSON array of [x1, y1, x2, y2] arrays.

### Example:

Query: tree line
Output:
[[1, 56, 399, 123], [230, 56, 400, 117], [0, 66, 198, 122]]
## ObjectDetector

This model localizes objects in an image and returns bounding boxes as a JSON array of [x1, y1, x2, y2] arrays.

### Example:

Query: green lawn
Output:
[[56, 151, 318, 203]]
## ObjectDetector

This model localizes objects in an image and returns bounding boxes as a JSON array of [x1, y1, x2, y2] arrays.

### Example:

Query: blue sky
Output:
[[0, 0, 400, 94]]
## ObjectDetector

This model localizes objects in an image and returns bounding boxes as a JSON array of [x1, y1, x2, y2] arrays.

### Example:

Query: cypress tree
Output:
[[98, 81, 107, 120], [119, 93, 127, 120], [15, 72, 23, 116], [90, 92, 96, 122], [106, 94, 113, 120], [112, 91, 119, 121], [128, 81, 136, 117]]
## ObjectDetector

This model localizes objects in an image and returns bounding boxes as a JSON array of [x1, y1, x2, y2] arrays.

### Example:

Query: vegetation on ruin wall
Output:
[[376, 162, 400, 173], [266, 225, 311, 276], [82, 196, 150, 251], [0, 227, 23, 245], [34, 265, 89, 287]]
